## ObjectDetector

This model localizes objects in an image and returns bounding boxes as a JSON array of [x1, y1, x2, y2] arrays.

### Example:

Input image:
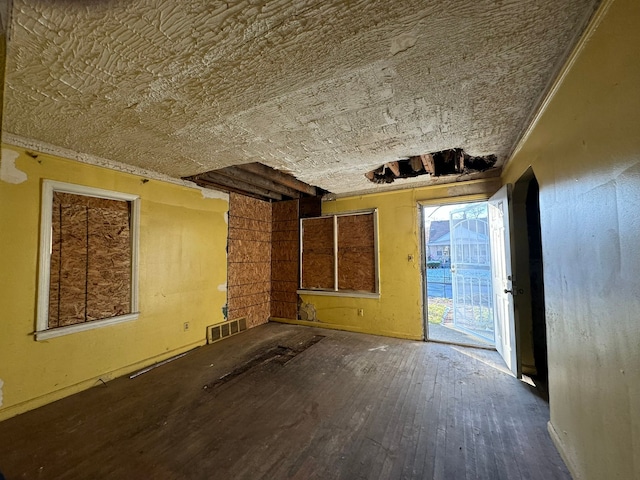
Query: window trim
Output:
[[297, 209, 379, 298], [35, 180, 141, 341]]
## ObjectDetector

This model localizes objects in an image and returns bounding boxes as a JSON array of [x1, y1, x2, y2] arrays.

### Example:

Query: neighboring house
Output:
[[426, 220, 450, 263], [426, 220, 490, 266]]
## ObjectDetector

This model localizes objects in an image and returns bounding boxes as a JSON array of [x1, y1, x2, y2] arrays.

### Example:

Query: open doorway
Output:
[[512, 169, 548, 396], [422, 201, 495, 349]]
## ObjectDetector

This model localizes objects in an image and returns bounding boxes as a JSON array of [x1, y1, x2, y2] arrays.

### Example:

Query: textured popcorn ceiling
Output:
[[3, 0, 598, 194]]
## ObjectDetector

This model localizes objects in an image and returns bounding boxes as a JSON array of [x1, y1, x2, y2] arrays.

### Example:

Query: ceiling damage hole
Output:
[[365, 149, 497, 184]]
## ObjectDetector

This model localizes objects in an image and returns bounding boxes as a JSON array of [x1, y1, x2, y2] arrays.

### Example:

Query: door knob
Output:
[[504, 288, 524, 295]]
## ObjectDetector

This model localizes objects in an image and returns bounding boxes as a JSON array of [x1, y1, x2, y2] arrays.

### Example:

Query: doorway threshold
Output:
[[427, 323, 495, 350]]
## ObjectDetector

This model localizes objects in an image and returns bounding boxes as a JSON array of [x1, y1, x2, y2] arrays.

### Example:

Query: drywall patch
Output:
[[0, 148, 27, 184], [0, 378, 4, 407]]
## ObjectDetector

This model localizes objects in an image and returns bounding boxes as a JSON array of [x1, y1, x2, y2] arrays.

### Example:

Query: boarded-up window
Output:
[[337, 214, 375, 292], [37, 181, 140, 340], [300, 211, 378, 295], [301, 217, 334, 290], [48, 192, 132, 327]]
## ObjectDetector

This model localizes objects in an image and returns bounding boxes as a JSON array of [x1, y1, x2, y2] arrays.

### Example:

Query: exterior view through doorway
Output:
[[423, 201, 495, 349]]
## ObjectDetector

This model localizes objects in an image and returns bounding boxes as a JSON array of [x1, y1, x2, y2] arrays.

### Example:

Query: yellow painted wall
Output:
[[299, 178, 500, 340], [502, 0, 640, 478], [0, 145, 229, 420]]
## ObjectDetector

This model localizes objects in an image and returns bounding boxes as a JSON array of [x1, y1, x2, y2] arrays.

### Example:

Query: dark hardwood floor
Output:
[[0, 323, 569, 480]]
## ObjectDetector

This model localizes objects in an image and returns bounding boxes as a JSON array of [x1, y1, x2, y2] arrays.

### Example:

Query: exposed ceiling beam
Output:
[[420, 154, 435, 175], [191, 178, 269, 202], [235, 163, 317, 196], [385, 161, 400, 177], [196, 172, 283, 201], [216, 166, 301, 199]]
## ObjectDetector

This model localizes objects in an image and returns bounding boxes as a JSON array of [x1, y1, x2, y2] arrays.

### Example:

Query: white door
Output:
[[488, 185, 518, 376]]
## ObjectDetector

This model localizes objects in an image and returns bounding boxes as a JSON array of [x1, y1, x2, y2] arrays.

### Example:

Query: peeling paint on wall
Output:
[[298, 302, 317, 322], [3, 134, 227, 195], [217, 283, 227, 292], [0, 148, 27, 184]]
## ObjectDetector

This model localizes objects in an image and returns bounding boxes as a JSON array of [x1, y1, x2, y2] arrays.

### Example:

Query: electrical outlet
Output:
[[183, 321, 190, 331], [358, 308, 364, 317]]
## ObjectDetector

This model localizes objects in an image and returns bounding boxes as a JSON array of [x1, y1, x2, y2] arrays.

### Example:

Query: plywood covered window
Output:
[[36, 181, 140, 340], [299, 210, 378, 297]]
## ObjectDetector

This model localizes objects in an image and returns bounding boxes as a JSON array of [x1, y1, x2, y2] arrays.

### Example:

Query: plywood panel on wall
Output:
[[338, 213, 375, 292], [227, 193, 272, 328], [271, 200, 299, 319], [48, 192, 132, 328], [301, 217, 334, 290]]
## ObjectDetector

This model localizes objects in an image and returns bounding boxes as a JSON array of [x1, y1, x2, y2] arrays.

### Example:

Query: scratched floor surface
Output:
[[0, 323, 569, 480]]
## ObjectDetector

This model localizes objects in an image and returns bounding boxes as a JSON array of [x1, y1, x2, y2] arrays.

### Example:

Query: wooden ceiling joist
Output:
[[185, 162, 320, 201], [195, 172, 283, 201], [235, 163, 317, 197], [216, 166, 301, 199], [365, 149, 497, 185]]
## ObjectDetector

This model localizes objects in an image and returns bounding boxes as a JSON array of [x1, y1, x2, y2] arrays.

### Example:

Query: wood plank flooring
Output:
[[0, 323, 569, 480]]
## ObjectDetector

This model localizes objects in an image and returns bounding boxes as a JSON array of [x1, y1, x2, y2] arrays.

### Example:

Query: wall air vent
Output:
[[206, 318, 248, 344]]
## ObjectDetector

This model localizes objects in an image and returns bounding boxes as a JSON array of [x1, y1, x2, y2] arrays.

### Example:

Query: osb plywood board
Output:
[[272, 230, 298, 242], [228, 239, 271, 264], [49, 193, 132, 327], [229, 192, 272, 221], [271, 261, 299, 283], [272, 281, 298, 293], [272, 201, 298, 223], [338, 214, 374, 247], [271, 199, 299, 319], [301, 217, 334, 290], [228, 227, 271, 243], [227, 282, 270, 299], [86, 206, 131, 320], [271, 242, 298, 262], [227, 193, 272, 327], [227, 262, 270, 286], [272, 220, 298, 232], [228, 215, 271, 233], [228, 302, 271, 329], [227, 292, 271, 312], [338, 251, 375, 292], [271, 290, 298, 304], [337, 213, 375, 292], [57, 203, 88, 326], [271, 301, 298, 320]]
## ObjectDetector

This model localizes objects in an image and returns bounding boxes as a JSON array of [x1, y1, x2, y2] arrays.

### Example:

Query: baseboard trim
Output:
[[0, 339, 205, 422], [548, 420, 581, 480], [269, 317, 422, 341]]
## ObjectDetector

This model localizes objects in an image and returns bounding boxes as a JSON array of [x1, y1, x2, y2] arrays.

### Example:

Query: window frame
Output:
[[297, 209, 379, 298], [35, 180, 141, 340]]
